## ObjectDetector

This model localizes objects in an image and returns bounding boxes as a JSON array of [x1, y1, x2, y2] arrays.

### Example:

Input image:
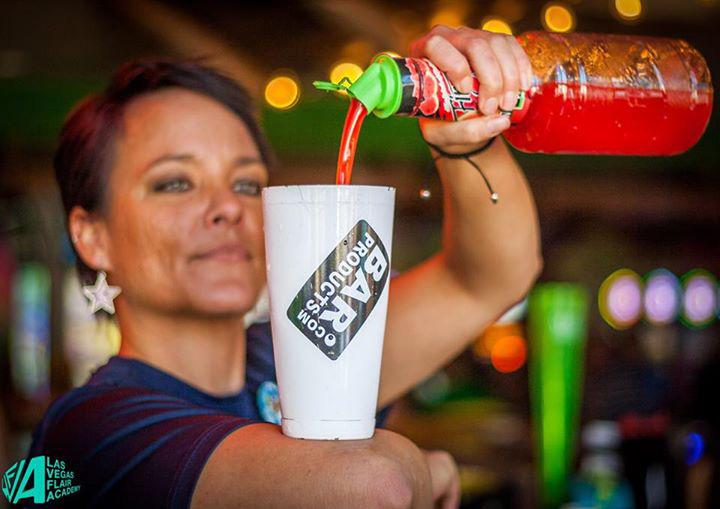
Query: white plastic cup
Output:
[[262, 185, 395, 440]]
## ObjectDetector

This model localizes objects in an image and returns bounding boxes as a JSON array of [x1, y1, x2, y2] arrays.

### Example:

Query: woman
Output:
[[26, 25, 541, 508]]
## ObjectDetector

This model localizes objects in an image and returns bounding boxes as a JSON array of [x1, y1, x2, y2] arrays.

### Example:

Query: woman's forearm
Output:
[[434, 137, 542, 306]]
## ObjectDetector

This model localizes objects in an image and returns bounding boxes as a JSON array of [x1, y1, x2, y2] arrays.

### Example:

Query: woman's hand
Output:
[[423, 449, 461, 509], [409, 25, 533, 153]]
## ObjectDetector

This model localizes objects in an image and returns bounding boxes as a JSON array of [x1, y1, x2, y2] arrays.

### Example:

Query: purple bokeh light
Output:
[[643, 269, 680, 325], [606, 273, 642, 326], [682, 272, 717, 326]]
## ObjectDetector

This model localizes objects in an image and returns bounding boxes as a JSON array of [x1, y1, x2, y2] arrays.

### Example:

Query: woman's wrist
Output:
[[426, 136, 497, 160], [427, 136, 501, 204]]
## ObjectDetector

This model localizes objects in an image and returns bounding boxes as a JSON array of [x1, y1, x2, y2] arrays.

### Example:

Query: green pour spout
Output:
[[313, 54, 403, 118]]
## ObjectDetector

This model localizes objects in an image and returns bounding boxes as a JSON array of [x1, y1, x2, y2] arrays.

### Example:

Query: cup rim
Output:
[[263, 185, 395, 191], [262, 185, 396, 204]]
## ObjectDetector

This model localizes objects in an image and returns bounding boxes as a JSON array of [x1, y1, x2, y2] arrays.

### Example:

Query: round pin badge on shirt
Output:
[[257, 381, 282, 425]]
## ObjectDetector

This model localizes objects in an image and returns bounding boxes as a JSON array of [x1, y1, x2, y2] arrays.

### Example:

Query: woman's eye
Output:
[[153, 178, 192, 193], [232, 180, 262, 196]]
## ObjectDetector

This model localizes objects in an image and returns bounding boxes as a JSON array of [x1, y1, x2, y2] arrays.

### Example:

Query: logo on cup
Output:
[[287, 220, 389, 360]]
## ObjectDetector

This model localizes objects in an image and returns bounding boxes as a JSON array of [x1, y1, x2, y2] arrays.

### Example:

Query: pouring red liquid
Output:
[[335, 99, 368, 185]]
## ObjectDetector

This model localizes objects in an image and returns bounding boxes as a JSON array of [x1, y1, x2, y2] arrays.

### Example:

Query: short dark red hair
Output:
[[54, 59, 274, 284]]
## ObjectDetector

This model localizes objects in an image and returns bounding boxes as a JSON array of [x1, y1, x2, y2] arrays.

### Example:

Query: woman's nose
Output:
[[205, 188, 244, 227]]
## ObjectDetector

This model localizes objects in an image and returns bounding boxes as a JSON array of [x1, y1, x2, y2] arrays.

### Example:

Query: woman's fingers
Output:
[[488, 35, 521, 111], [413, 33, 474, 93], [439, 28, 504, 115], [424, 450, 461, 509], [458, 35, 504, 115], [420, 114, 510, 148], [507, 35, 534, 90], [412, 26, 528, 116], [442, 474, 461, 509], [410, 25, 531, 150]]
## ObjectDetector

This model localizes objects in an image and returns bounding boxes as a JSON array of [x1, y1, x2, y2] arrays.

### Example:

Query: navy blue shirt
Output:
[[24, 322, 391, 508]]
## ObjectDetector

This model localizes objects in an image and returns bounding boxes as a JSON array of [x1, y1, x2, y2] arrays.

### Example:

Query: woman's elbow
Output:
[[520, 254, 543, 298], [498, 253, 544, 308], [527, 254, 544, 292]]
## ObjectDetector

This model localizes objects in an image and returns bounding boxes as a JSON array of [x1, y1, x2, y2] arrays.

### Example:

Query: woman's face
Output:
[[103, 88, 268, 317]]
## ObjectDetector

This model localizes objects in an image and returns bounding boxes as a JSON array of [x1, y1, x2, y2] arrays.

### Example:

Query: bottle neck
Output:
[[314, 57, 532, 122], [345, 54, 403, 118]]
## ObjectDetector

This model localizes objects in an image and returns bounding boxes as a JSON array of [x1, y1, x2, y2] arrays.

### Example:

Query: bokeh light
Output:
[[542, 3, 576, 33], [474, 323, 523, 359], [412, 370, 451, 407], [599, 269, 643, 330], [329, 62, 364, 90], [482, 17, 513, 35], [614, 0, 643, 21], [680, 269, 717, 328], [490, 335, 527, 373], [429, 7, 464, 28], [685, 432, 705, 466], [643, 269, 681, 326], [264, 75, 300, 110]]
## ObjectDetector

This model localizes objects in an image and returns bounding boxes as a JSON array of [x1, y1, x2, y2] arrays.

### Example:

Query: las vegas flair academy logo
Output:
[[287, 220, 389, 360], [2, 455, 80, 505]]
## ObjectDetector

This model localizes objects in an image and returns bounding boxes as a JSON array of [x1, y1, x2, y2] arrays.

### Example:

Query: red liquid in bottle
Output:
[[336, 99, 368, 185], [504, 83, 713, 155]]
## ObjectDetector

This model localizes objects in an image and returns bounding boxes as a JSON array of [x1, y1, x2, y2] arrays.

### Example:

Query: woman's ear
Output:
[[68, 206, 114, 273]]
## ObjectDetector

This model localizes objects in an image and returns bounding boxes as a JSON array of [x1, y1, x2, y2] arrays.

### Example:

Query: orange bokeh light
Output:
[[482, 17, 513, 35], [474, 323, 524, 358], [264, 75, 300, 110], [542, 3, 575, 33], [490, 335, 527, 373], [614, 0, 642, 20]]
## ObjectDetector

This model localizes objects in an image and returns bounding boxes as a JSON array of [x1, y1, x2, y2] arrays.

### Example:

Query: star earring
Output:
[[82, 271, 122, 315]]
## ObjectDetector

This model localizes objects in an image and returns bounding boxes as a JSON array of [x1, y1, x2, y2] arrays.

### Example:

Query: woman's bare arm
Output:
[[378, 26, 541, 408], [191, 424, 433, 509]]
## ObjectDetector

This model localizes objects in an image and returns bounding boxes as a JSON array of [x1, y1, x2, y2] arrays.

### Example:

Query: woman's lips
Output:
[[193, 244, 250, 263]]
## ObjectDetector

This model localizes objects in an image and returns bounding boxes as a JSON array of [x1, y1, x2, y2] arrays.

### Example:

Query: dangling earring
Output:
[[82, 271, 121, 315]]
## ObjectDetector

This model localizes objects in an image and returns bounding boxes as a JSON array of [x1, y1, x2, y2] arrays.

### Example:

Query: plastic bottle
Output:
[[314, 32, 713, 156]]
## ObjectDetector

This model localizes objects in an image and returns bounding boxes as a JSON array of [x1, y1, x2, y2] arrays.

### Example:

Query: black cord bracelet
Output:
[[426, 136, 499, 204], [425, 136, 497, 159]]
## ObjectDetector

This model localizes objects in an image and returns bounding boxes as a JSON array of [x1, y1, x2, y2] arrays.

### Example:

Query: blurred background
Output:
[[1, 0, 718, 508]]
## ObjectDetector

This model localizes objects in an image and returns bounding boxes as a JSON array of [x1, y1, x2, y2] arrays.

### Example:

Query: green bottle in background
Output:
[[528, 283, 589, 508]]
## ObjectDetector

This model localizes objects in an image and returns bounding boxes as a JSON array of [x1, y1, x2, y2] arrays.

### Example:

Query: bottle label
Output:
[[396, 57, 480, 121]]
